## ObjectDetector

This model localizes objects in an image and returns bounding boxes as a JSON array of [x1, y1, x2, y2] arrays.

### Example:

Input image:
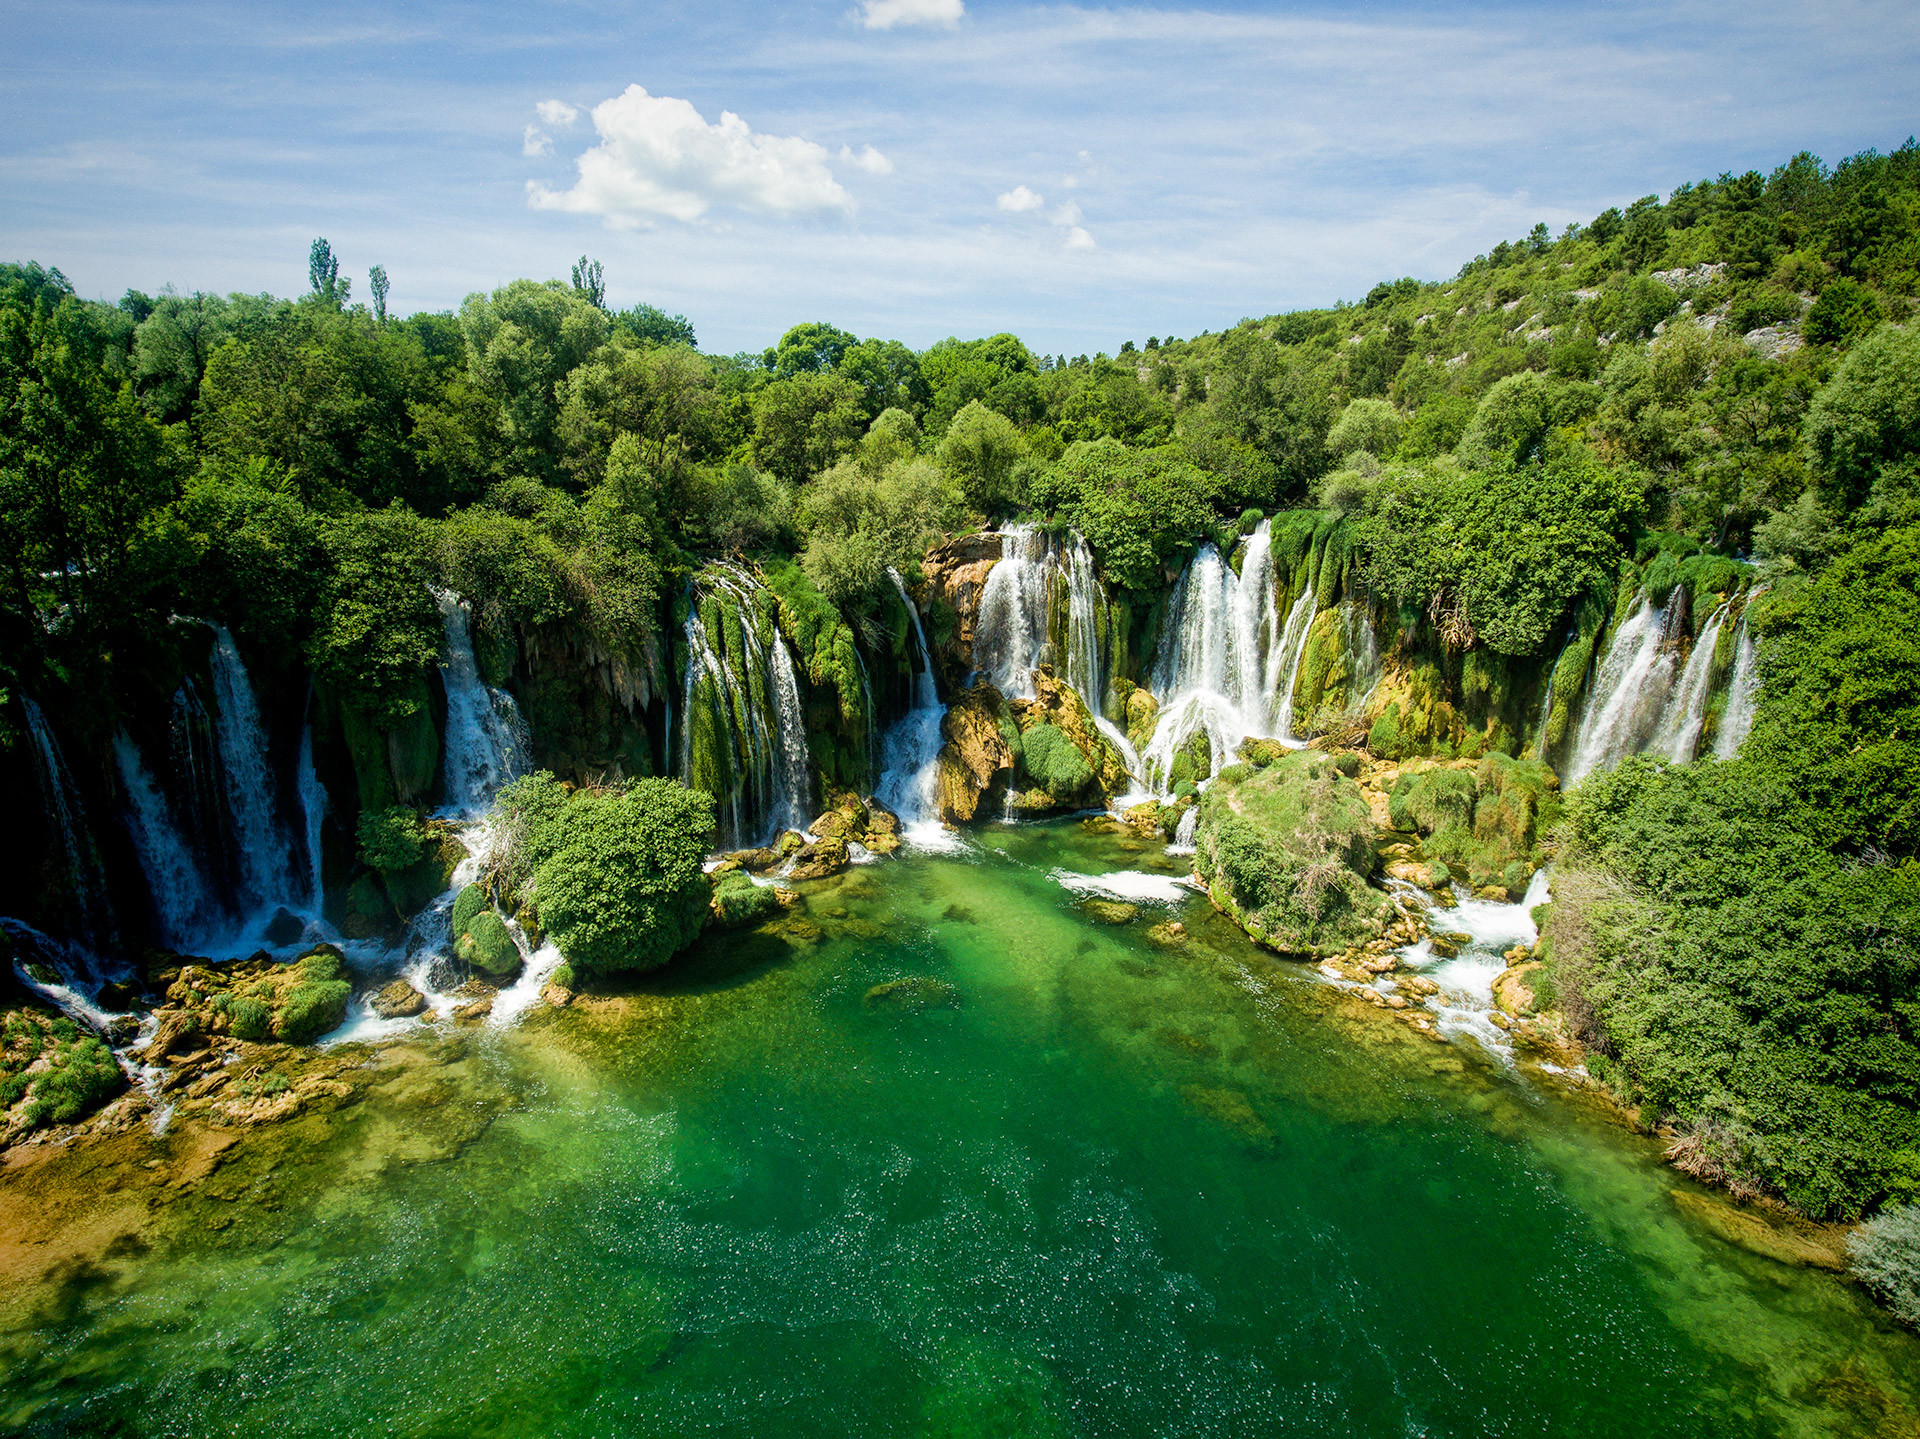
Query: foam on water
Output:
[[1049, 868, 1194, 905]]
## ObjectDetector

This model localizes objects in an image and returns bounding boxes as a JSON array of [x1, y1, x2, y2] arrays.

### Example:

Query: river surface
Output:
[[3, 822, 1916, 1437]]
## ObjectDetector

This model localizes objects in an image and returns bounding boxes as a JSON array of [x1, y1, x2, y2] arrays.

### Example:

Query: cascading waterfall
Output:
[[973, 524, 1052, 699], [766, 633, 813, 837], [113, 731, 219, 947], [435, 591, 529, 817], [206, 624, 296, 909], [23, 696, 115, 950], [679, 564, 815, 849], [876, 569, 956, 844], [1565, 595, 1684, 784], [1652, 602, 1730, 763], [1140, 522, 1316, 792], [1713, 603, 1762, 759], [297, 718, 327, 909]]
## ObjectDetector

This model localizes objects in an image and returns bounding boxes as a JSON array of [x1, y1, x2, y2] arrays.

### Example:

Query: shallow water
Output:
[[3, 822, 1916, 1437]]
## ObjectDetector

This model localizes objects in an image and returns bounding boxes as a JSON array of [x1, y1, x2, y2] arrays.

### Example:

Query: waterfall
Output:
[[767, 634, 813, 837], [679, 564, 815, 849], [113, 731, 219, 948], [1140, 522, 1314, 792], [1566, 594, 1684, 784], [297, 718, 327, 908], [206, 624, 295, 908], [973, 524, 1052, 699], [22, 696, 114, 950], [435, 590, 529, 817], [876, 570, 961, 846], [1653, 602, 1730, 763], [1713, 604, 1762, 759]]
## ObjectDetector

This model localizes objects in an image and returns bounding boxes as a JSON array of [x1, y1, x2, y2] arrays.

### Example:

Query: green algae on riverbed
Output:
[[1, 821, 1916, 1438]]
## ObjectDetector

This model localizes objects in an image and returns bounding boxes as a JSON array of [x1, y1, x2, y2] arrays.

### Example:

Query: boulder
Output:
[[262, 907, 307, 947], [456, 910, 521, 976], [935, 683, 1016, 823], [370, 979, 428, 1020], [1492, 961, 1538, 1017], [785, 835, 850, 882]]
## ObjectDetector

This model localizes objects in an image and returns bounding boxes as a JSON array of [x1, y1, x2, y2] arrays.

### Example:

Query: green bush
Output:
[[1331, 752, 1361, 777], [22, 1037, 123, 1126], [215, 992, 273, 1042], [1367, 708, 1404, 759], [1555, 755, 1920, 1217], [1019, 723, 1095, 802], [1388, 768, 1476, 833], [1850, 1205, 1920, 1326], [1803, 278, 1883, 347], [357, 805, 428, 873], [502, 774, 716, 975], [710, 869, 781, 928], [549, 962, 576, 991]]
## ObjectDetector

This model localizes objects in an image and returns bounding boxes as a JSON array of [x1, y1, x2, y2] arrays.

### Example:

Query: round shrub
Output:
[[1019, 724, 1094, 802], [518, 776, 716, 975], [1332, 752, 1361, 777], [711, 869, 780, 928], [23, 1037, 123, 1126]]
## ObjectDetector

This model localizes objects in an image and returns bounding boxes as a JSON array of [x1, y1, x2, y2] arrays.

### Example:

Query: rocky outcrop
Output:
[[1193, 748, 1395, 959], [370, 979, 428, 1020], [935, 683, 1016, 823], [920, 531, 1005, 679], [1007, 665, 1128, 808]]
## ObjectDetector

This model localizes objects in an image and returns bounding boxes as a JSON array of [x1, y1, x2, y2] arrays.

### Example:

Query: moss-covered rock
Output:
[[1019, 723, 1095, 804], [710, 869, 782, 928], [274, 948, 353, 1043], [450, 882, 488, 942], [1193, 751, 1393, 958], [0, 1004, 125, 1139], [1386, 754, 1559, 886], [456, 909, 521, 976]]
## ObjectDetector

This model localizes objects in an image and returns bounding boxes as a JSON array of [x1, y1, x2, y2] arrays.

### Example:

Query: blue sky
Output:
[[3, 0, 1916, 355]]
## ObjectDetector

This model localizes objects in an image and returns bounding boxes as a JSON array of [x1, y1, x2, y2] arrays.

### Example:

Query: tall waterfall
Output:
[[206, 624, 295, 908], [297, 718, 327, 909], [973, 525, 1052, 699], [876, 569, 954, 844], [1140, 522, 1315, 791], [1713, 602, 1762, 759], [435, 590, 529, 818], [113, 731, 218, 947], [679, 564, 815, 848], [1565, 595, 1684, 784], [23, 696, 115, 949], [1652, 602, 1730, 763]]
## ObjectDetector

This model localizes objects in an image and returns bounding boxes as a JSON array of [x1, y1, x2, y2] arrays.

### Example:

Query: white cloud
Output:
[[841, 143, 893, 175], [527, 85, 856, 225], [1050, 200, 1082, 226], [1064, 226, 1096, 251], [996, 184, 1044, 212], [522, 125, 550, 158], [535, 99, 580, 128], [858, 0, 964, 30]]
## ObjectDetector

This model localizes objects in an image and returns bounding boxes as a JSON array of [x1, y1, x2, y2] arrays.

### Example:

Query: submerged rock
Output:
[[863, 976, 962, 1013], [370, 980, 428, 1020], [1081, 899, 1139, 926]]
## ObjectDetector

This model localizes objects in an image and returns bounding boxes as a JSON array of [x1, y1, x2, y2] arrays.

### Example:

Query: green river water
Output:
[[3, 822, 1916, 1437]]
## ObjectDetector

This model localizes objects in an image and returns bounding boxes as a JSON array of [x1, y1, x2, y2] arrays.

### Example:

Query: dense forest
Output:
[[4, 138, 1919, 1241]]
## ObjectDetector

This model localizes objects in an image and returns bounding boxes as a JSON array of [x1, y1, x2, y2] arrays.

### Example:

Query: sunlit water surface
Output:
[[3, 823, 1915, 1438]]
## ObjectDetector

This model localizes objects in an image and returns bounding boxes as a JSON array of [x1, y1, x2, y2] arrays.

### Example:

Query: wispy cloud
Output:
[[858, 0, 965, 31], [841, 143, 894, 174], [996, 185, 1044, 212]]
